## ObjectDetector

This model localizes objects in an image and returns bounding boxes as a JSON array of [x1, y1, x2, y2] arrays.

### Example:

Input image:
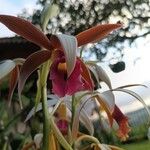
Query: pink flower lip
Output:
[[50, 52, 93, 97], [56, 119, 68, 135]]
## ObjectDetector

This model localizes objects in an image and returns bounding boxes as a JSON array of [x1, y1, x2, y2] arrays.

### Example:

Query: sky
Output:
[[0, 0, 150, 113], [0, 0, 38, 37]]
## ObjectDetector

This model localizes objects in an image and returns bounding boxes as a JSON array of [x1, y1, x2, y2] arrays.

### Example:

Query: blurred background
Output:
[[0, 0, 150, 149]]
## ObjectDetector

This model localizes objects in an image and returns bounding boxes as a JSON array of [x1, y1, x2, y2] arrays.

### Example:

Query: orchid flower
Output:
[[0, 15, 122, 99], [49, 50, 93, 97], [0, 14, 128, 150]]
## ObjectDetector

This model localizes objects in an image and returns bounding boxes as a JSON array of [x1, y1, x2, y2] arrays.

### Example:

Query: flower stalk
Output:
[[40, 60, 51, 150]]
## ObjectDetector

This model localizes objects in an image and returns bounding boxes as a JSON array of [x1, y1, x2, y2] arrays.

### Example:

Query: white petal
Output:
[[34, 133, 43, 149], [96, 64, 112, 89], [113, 88, 150, 119], [54, 34, 77, 76], [101, 91, 115, 113], [0, 60, 16, 79], [80, 108, 94, 135], [87, 63, 112, 89], [25, 99, 58, 122]]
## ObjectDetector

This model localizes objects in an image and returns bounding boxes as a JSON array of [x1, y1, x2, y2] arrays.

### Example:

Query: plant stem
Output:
[[40, 60, 51, 150], [42, 85, 50, 150], [75, 135, 100, 148], [71, 95, 76, 129], [49, 115, 73, 150]]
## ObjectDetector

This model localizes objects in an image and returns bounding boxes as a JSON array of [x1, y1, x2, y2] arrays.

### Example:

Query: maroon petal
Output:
[[77, 58, 94, 90], [8, 66, 19, 106], [56, 119, 68, 135], [0, 15, 53, 50], [18, 50, 51, 100], [66, 60, 83, 95], [76, 23, 122, 47], [50, 57, 66, 97]]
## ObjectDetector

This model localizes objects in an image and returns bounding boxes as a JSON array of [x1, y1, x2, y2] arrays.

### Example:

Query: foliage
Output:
[[121, 140, 150, 150]]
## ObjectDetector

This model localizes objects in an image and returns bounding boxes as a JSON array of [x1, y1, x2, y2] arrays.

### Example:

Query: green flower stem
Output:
[[75, 135, 100, 148], [49, 115, 73, 150], [40, 60, 51, 150], [41, 85, 50, 150], [71, 95, 76, 129]]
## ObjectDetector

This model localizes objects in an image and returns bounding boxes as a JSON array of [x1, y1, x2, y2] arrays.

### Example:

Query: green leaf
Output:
[[0, 60, 15, 80]]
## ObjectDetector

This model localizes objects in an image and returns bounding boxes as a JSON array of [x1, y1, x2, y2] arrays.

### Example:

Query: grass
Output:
[[120, 140, 150, 150]]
